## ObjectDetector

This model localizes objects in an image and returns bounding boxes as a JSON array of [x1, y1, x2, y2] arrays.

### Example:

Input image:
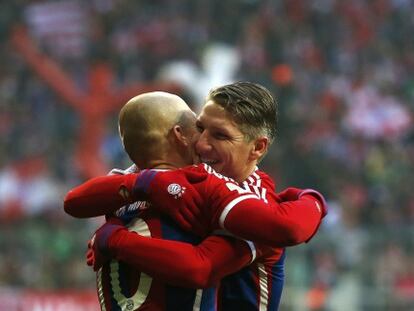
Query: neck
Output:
[[147, 160, 180, 170], [236, 163, 257, 183]]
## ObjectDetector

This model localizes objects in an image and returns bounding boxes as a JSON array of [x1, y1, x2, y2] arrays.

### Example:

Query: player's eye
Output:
[[213, 132, 230, 140]]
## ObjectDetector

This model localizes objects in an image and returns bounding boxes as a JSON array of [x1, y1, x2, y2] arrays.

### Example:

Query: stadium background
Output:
[[0, 0, 413, 310]]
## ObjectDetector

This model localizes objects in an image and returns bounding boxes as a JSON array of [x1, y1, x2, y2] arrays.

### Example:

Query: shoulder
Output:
[[182, 164, 236, 183], [253, 169, 276, 192]]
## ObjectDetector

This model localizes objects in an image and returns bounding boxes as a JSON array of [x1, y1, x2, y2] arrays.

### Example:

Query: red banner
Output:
[[0, 289, 99, 311]]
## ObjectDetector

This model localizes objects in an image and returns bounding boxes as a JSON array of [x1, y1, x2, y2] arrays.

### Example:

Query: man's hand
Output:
[[277, 187, 303, 202], [278, 187, 328, 218], [132, 168, 209, 236], [86, 219, 125, 271]]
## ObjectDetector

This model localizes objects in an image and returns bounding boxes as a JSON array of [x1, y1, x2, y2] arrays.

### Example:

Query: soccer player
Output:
[[65, 83, 327, 310]]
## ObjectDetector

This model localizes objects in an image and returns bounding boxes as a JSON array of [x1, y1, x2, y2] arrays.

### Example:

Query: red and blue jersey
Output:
[[97, 166, 218, 311], [219, 250, 285, 310], [214, 168, 286, 311], [97, 208, 218, 311], [86, 165, 287, 310]]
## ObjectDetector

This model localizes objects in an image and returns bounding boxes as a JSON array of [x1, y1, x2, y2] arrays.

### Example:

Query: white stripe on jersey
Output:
[[219, 194, 259, 228], [97, 268, 106, 311], [110, 261, 152, 310], [202, 164, 234, 182], [212, 229, 257, 264], [252, 171, 261, 188], [114, 218, 153, 310], [240, 169, 268, 202], [193, 289, 203, 311], [252, 186, 261, 198], [203, 163, 213, 174], [261, 188, 268, 203], [244, 240, 257, 263], [258, 263, 269, 311]]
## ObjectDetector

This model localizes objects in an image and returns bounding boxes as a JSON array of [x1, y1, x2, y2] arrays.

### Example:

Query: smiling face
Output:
[[194, 81, 277, 182], [195, 100, 264, 182]]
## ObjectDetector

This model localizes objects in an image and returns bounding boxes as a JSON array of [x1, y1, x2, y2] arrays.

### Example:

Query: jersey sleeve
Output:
[[198, 168, 324, 247], [63, 173, 138, 218], [221, 195, 324, 247], [107, 229, 254, 288]]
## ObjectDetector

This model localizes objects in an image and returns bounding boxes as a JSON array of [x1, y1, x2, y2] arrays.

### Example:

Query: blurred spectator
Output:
[[0, 156, 62, 220]]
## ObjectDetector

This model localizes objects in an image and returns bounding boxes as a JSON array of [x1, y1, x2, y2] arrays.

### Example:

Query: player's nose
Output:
[[195, 131, 212, 155]]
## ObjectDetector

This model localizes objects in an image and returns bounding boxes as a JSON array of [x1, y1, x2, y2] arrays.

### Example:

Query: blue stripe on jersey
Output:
[[220, 250, 286, 311], [165, 286, 197, 311], [136, 170, 158, 193], [201, 287, 217, 310], [160, 216, 217, 311], [118, 261, 132, 298], [219, 265, 258, 310], [267, 250, 286, 310], [159, 215, 201, 244], [110, 291, 121, 311]]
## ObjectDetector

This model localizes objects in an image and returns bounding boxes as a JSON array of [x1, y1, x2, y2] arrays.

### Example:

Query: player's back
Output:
[[97, 206, 217, 311]]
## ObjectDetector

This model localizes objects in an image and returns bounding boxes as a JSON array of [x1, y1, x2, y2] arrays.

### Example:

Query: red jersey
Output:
[[97, 209, 219, 311], [157, 164, 323, 248], [103, 166, 286, 310], [64, 164, 325, 310], [94, 167, 266, 311], [194, 166, 286, 310]]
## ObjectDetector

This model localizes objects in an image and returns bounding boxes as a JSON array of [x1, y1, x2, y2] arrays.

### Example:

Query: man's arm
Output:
[[64, 167, 327, 246], [131, 166, 328, 247], [64, 173, 137, 218], [216, 191, 325, 247], [90, 222, 255, 288]]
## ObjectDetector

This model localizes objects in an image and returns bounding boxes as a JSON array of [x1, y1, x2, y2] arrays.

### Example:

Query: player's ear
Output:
[[172, 125, 190, 146], [118, 125, 126, 149], [249, 136, 268, 161]]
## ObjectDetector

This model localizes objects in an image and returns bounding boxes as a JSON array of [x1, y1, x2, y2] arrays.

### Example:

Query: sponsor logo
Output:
[[115, 201, 148, 217]]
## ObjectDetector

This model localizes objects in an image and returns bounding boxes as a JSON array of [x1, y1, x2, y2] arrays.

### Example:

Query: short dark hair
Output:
[[207, 81, 277, 144]]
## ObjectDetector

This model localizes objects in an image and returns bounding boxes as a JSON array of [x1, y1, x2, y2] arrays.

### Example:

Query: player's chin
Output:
[[192, 155, 201, 165], [208, 161, 222, 173], [199, 157, 220, 168]]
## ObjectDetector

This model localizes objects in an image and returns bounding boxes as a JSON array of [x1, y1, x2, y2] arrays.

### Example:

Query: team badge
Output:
[[167, 183, 186, 199]]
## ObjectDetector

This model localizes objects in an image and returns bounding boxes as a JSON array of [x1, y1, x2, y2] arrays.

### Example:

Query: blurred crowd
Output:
[[1, 0, 413, 309]]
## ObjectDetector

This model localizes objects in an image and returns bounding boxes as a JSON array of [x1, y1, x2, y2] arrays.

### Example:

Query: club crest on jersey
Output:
[[167, 183, 186, 199]]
